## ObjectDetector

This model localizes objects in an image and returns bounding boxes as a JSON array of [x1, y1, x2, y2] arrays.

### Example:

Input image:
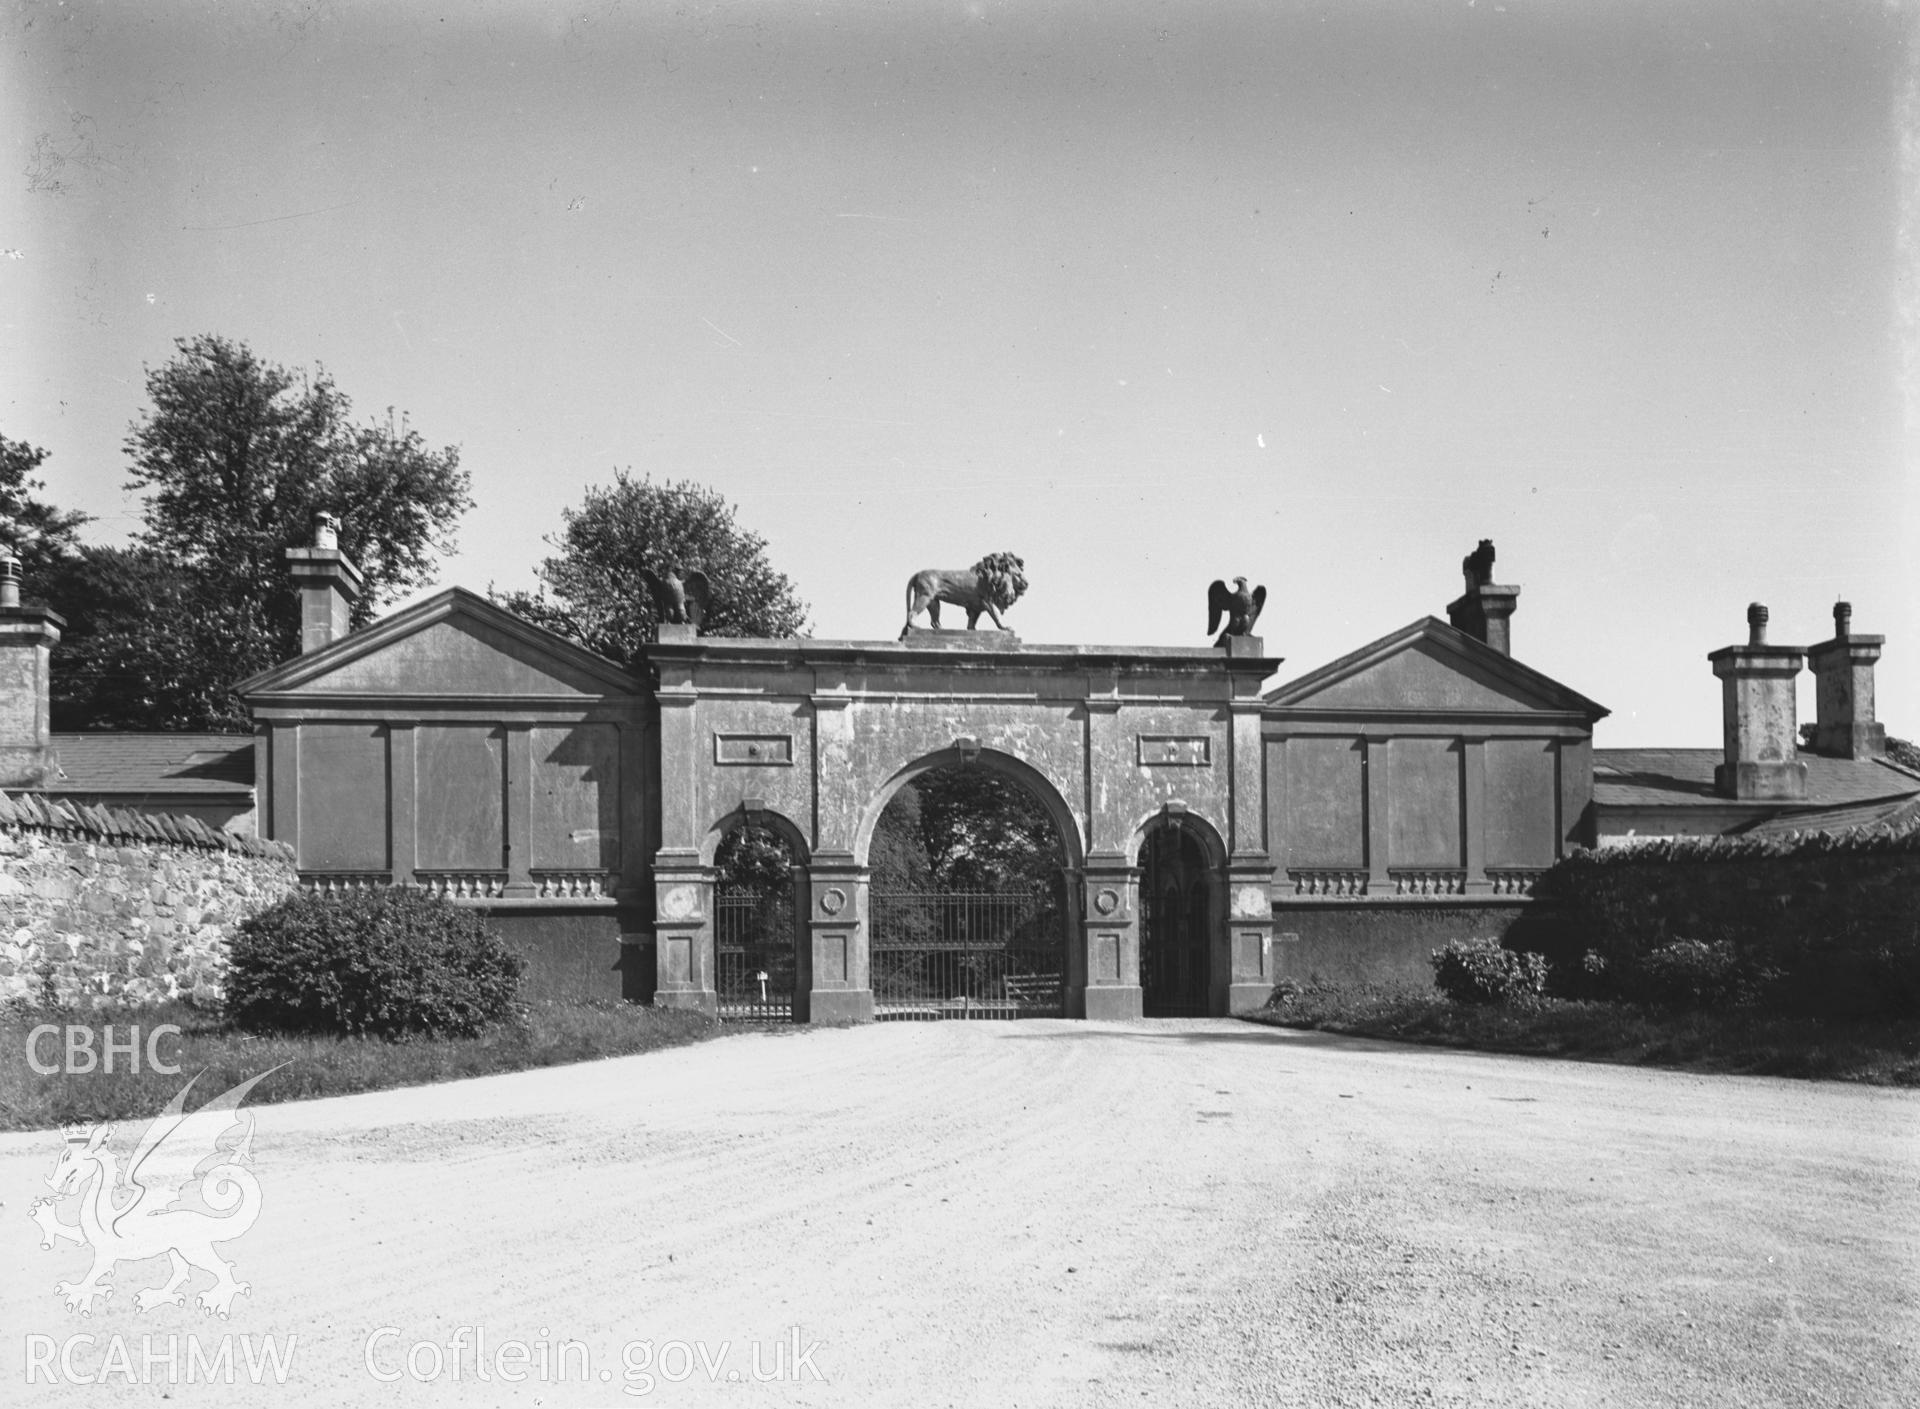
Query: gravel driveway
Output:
[[5, 1019, 1916, 1406]]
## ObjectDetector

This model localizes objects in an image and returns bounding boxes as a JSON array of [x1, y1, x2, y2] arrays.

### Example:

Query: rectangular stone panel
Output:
[[714, 733, 795, 766], [532, 723, 620, 870], [817, 932, 848, 985], [297, 723, 389, 872], [1484, 738, 1557, 868], [1387, 737, 1462, 869], [1137, 735, 1211, 767], [664, 935, 692, 983], [1284, 736, 1365, 867], [1236, 930, 1266, 979], [416, 725, 505, 871], [1095, 932, 1121, 981]]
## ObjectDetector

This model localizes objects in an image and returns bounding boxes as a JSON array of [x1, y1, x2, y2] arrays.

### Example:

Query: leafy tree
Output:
[[713, 818, 799, 892], [0, 433, 90, 582], [913, 766, 1063, 891], [43, 335, 471, 731], [124, 334, 471, 641], [871, 782, 937, 894], [494, 472, 808, 664], [44, 548, 241, 730]]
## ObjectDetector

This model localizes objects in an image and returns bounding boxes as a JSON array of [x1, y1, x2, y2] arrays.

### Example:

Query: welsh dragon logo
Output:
[[29, 1067, 283, 1318]]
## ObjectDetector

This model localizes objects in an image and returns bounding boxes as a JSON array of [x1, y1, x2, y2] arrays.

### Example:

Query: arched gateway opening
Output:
[[863, 753, 1075, 1020], [712, 813, 807, 1022], [1137, 817, 1223, 1016]]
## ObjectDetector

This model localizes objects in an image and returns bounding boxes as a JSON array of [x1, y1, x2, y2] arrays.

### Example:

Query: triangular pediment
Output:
[[238, 588, 638, 699], [1265, 617, 1607, 718]]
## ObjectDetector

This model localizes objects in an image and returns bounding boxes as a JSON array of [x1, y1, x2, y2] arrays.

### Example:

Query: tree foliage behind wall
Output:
[[37, 335, 472, 731], [0, 434, 90, 583], [873, 766, 1063, 894], [494, 472, 808, 665]]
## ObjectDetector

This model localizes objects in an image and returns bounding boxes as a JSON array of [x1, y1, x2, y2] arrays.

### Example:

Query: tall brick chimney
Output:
[[1708, 602, 1806, 800], [1445, 539, 1519, 656], [0, 546, 65, 789], [284, 514, 363, 654], [1804, 601, 1886, 760]]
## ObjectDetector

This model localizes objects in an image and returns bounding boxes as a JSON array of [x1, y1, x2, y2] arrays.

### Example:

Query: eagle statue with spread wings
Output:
[[641, 566, 712, 632], [1207, 576, 1267, 647]]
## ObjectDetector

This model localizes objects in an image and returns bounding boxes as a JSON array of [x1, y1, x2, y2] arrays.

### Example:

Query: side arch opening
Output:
[[1136, 812, 1226, 1017], [711, 810, 808, 1023]]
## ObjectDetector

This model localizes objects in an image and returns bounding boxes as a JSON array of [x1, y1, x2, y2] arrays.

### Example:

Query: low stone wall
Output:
[[0, 791, 296, 1008], [1270, 901, 1544, 990]]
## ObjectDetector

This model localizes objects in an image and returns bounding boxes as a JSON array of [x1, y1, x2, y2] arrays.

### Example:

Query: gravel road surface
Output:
[[5, 1019, 1916, 1406]]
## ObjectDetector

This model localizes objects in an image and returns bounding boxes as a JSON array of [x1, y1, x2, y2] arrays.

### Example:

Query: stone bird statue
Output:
[[1462, 538, 1495, 590], [1207, 576, 1267, 646], [641, 566, 711, 631]]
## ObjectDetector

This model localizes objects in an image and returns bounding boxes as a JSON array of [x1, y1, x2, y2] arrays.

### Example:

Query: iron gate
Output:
[[1141, 826, 1213, 1016], [715, 882, 797, 1022], [870, 888, 1066, 1020]]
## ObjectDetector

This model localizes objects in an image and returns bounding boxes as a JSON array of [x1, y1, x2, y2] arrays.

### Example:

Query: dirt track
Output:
[[4, 1019, 1917, 1406]]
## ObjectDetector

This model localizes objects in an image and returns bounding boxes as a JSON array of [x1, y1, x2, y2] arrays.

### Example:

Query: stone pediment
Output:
[[237, 588, 636, 700], [1265, 617, 1606, 719]]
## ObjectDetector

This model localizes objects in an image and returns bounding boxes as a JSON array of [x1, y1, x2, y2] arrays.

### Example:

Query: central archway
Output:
[[858, 748, 1083, 1020]]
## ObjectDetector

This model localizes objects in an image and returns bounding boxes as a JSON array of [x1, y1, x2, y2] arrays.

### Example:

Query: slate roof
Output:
[[1738, 791, 1920, 837], [1593, 747, 1920, 815], [49, 733, 255, 797]]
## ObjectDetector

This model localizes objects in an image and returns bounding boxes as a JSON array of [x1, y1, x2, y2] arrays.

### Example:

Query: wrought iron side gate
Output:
[[869, 888, 1066, 1020], [715, 880, 798, 1022]]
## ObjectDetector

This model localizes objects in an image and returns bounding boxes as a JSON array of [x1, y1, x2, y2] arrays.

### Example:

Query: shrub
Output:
[[1266, 976, 1306, 1008], [1430, 938, 1548, 1006], [226, 888, 523, 1039], [1627, 938, 1757, 1010]]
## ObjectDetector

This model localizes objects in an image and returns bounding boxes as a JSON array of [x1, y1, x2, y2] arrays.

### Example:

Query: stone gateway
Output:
[[232, 534, 1609, 1018]]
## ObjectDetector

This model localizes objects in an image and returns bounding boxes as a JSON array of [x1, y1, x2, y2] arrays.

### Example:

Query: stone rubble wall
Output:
[[0, 791, 296, 1008]]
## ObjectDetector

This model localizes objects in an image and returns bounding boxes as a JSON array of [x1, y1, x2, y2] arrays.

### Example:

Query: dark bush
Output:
[[1430, 938, 1548, 1006], [227, 888, 523, 1039], [1629, 939, 1756, 1010]]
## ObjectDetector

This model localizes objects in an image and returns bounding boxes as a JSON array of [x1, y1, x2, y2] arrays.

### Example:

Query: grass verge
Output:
[[1244, 987, 1920, 1085], [1, 998, 725, 1132]]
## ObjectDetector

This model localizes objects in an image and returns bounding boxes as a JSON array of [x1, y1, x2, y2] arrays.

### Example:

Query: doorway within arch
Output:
[[712, 815, 804, 1022], [866, 757, 1072, 1020], [1138, 822, 1214, 1016]]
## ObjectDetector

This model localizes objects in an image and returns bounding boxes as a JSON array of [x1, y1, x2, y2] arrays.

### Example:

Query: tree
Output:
[[494, 472, 808, 664], [43, 548, 245, 731], [0, 433, 90, 583], [125, 334, 471, 638], [46, 335, 473, 731], [913, 767, 1063, 891]]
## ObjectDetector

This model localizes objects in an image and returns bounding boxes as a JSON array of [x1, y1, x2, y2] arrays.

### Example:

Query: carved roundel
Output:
[[660, 885, 696, 920], [1093, 887, 1121, 916], [819, 886, 848, 916], [1233, 884, 1269, 918]]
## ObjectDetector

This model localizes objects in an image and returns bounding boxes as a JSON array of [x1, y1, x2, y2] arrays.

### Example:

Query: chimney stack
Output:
[[284, 514, 364, 654], [1708, 602, 1806, 800], [1804, 601, 1886, 760], [1445, 539, 1520, 656], [0, 546, 65, 789]]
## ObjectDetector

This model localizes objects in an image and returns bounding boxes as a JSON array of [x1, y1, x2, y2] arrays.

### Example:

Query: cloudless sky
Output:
[[4, 1, 1914, 747]]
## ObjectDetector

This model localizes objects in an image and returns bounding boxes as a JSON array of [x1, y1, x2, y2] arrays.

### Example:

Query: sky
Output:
[[3, 0, 1915, 748]]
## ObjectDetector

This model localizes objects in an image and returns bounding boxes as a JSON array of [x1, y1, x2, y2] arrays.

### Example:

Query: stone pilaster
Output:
[[1078, 860, 1142, 1020], [652, 864, 716, 1015], [799, 862, 873, 1024]]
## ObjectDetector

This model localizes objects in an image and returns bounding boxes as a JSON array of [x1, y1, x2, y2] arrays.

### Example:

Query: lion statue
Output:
[[901, 552, 1028, 637]]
